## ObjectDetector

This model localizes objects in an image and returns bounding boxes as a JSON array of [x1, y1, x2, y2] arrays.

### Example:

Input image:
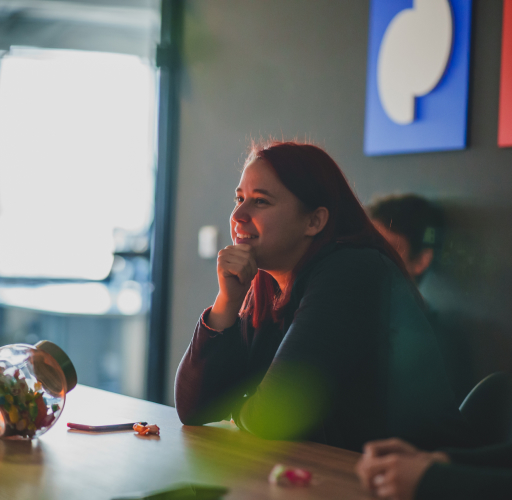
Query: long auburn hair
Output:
[[238, 140, 411, 329]]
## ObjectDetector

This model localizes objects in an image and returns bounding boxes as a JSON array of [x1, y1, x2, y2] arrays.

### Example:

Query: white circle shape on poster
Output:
[[377, 0, 453, 125]]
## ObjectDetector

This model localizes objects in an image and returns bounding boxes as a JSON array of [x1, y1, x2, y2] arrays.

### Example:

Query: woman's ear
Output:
[[305, 207, 329, 237]]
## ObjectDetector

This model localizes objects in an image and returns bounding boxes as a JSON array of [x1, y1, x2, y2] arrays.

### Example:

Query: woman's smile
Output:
[[234, 229, 259, 245]]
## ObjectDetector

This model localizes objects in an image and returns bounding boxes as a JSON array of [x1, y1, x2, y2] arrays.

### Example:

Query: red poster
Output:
[[499, 0, 512, 147]]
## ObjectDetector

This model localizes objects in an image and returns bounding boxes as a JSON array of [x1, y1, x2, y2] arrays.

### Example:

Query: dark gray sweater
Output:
[[175, 243, 473, 452], [417, 443, 512, 499]]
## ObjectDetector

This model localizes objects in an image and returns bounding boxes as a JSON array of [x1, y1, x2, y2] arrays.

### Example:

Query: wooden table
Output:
[[0, 385, 371, 500]]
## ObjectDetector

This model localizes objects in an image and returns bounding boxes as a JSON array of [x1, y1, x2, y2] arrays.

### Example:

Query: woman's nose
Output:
[[231, 202, 250, 222]]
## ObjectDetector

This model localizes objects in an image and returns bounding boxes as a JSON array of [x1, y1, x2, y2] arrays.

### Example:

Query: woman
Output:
[[356, 437, 512, 500], [175, 141, 471, 452]]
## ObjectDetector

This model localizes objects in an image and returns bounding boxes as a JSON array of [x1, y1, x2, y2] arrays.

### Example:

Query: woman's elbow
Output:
[[176, 404, 206, 426], [175, 397, 226, 426], [178, 415, 204, 426]]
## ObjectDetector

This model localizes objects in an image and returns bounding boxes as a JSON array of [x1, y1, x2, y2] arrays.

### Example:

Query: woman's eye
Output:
[[234, 196, 268, 205]]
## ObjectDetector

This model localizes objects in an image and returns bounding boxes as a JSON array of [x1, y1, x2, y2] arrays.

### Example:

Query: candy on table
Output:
[[133, 423, 160, 436], [268, 464, 312, 486], [0, 368, 60, 438]]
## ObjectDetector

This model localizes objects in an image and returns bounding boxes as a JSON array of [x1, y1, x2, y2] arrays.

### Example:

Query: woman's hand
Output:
[[217, 244, 258, 302], [207, 244, 258, 331], [355, 438, 450, 500]]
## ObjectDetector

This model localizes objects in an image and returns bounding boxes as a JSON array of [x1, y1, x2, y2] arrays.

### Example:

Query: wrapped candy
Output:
[[133, 423, 160, 436], [0, 365, 60, 438], [268, 464, 312, 486]]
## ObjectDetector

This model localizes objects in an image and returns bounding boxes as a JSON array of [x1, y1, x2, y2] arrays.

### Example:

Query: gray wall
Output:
[[167, 0, 512, 405]]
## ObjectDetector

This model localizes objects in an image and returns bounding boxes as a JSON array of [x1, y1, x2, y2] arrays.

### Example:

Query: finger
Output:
[[227, 259, 255, 282], [373, 473, 385, 487], [219, 245, 250, 258], [218, 251, 253, 270], [373, 469, 400, 499], [220, 250, 257, 282], [234, 245, 258, 276], [364, 439, 399, 457], [228, 245, 257, 271], [219, 253, 250, 269], [355, 456, 391, 491], [229, 244, 257, 269], [364, 438, 416, 457], [222, 264, 248, 285], [355, 457, 373, 490], [238, 265, 255, 286], [219, 245, 252, 259], [219, 247, 254, 267], [233, 243, 252, 251], [375, 483, 398, 500]]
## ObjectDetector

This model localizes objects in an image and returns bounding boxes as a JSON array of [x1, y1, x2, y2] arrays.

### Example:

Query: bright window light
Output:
[[0, 47, 156, 280]]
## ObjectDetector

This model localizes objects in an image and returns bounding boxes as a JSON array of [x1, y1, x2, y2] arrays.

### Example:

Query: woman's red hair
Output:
[[239, 140, 410, 329]]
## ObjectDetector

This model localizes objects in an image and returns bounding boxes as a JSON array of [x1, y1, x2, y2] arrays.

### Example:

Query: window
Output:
[[0, 47, 156, 282], [0, 46, 158, 397]]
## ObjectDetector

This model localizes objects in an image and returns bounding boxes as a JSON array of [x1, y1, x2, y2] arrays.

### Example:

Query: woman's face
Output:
[[231, 158, 314, 273]]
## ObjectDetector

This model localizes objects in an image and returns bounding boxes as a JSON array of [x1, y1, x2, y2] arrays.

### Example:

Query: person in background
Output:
[[367, 195, 444, 283], [175, 141, 473, 452], [356, 437, 512, 500], [367, 194, 474, 404]]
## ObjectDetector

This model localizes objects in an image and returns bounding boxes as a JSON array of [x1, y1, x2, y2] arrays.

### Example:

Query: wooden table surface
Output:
[[0, 385, 372, 500]]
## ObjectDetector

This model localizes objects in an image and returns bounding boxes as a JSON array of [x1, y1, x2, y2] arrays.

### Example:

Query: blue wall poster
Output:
[[364, 0, 473, 156]]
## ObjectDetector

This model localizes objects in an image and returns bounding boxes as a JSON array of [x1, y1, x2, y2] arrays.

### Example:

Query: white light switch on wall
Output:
[[198, 225, 219, 259]]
